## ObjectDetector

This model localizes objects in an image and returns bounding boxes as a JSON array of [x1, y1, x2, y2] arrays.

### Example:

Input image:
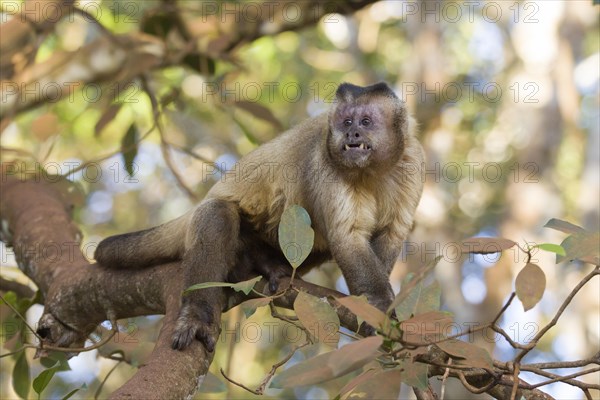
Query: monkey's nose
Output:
[[347, 132, 361, 138]]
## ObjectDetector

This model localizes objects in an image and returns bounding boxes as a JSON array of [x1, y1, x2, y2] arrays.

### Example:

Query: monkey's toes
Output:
[[171, 320, 220, 352]]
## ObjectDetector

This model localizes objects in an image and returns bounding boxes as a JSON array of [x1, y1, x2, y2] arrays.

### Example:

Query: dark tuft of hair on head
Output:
[[336, 82, 398, 102]]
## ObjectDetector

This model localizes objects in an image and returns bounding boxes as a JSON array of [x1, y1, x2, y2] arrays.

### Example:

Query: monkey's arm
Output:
[[371, 229, 405, 275], [329, 233, 395, 312]]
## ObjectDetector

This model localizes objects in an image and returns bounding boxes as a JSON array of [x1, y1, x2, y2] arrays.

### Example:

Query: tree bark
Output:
[[0, 176, 360, 398]]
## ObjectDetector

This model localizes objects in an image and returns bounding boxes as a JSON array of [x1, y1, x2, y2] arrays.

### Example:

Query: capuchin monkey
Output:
[[95, 82, 424, 351]]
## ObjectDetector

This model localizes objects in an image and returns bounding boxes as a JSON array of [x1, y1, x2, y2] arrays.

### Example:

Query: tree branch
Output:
[[0, 175, 360, 398], [0, 276, 36, 299], [0, 0, 379, 119]]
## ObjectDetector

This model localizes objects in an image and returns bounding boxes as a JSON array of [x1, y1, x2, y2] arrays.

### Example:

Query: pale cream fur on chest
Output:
[[331, 184, 379, 238]]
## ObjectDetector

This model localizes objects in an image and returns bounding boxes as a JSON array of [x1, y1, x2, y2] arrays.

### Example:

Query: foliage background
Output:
[[1, 0, 598, 399]]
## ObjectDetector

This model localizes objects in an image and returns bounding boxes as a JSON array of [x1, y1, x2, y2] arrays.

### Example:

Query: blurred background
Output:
[[1, 0, 599, 399]]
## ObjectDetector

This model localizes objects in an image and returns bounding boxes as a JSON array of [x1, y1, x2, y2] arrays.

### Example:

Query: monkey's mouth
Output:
[[343, 143, 372, 151]]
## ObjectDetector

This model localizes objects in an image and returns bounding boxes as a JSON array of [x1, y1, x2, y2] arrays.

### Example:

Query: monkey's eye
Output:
[[361, 117, 371, 126], [343, 118, 353, 126]]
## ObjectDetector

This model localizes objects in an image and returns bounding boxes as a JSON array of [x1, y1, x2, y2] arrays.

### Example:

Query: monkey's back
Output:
[[206, 113, 328, 246]]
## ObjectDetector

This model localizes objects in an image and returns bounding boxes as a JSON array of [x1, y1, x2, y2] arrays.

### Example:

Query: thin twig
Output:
[[440, 358, 451, 399], [522, 353, 600, 370], [70, 6, 122, 46], [413, 386, 438, 400], [255, 341, 309, 394], [455, 370, 498, 394], [491, 326, 532, 350], [492, 292, 516, 325], [0, 293, 43, 342], [516, 364, 600, 392], [529, 367, 600, 390], [0, 319, 120, 357], [39, 319, 119, 354], [516, 266, 599, 363], [220, 342, 310, 397], [220, 367, 259, 395], [0, 146, 39, 161], [510, 362, 521, 400], [94, 357, 124, 399], [59, 124, 154, 178], [140, 74, 198, 201]]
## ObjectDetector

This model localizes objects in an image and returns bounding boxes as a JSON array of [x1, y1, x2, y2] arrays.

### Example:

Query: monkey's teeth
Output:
[[359, 143, 365, 149], [345, 144, 350, 151]]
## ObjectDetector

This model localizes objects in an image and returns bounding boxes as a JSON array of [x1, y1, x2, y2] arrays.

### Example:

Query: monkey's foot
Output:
[[171, 304, 221, 351], [264, 265, 293, 294]]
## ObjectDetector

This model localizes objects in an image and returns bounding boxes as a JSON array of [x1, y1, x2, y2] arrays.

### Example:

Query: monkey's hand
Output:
[[171, 295, 222, 352]]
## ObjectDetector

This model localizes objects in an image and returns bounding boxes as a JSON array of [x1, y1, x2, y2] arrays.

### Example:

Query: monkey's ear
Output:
[[335, 82, 364, 102], [366, 82, 398, 99]]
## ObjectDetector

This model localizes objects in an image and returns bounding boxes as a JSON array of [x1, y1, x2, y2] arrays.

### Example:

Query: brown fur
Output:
[[95, 82, 424, 350]]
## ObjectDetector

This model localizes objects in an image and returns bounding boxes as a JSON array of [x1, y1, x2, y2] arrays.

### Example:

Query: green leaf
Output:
[[399, 311, 454, 343], [388, 256, 442, 313], [33, 367, 57, 396], [559, 231, 600, 266], [416, 281, 441, 315], [232, 115, 259, 145], [396, 281, 422, 321], [397, 359, 428, 390], [12, 352, 30, 399], [337, 366, 379, 399], [184, 276, 262, 296], [95, 103, 122, 137], [61, 384, 86, 400], [231, 276, 263, 295], [294, 291, 340, 347], [239, 297, 272, 319], [336, 296, 388, 332], [278, 205, 314, 269], [40, 351, 71, 371], [395, 281, 441, 321], [534, 243, 566, 256], [121, 123, 139, 177], [515, 263, 546, 311], [1, 291, 18, 308], [435, 339, 493, 369], [270, 336, 383, 388], [184, 282, 233, 294], [346, 368, 402, 400]]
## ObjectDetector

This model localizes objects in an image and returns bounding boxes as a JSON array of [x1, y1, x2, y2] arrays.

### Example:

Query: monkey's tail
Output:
[[94, 215, 188, 269]]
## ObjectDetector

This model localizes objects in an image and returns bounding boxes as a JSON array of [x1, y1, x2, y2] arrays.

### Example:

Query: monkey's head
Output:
[[327, 82, 408, 172]]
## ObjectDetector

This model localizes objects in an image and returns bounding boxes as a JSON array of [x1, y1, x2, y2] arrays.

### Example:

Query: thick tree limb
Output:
[[0, 175, 360, 398]]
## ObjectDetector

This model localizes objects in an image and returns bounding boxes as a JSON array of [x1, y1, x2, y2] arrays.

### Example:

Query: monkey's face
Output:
[[327, 101, 403, 171]]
